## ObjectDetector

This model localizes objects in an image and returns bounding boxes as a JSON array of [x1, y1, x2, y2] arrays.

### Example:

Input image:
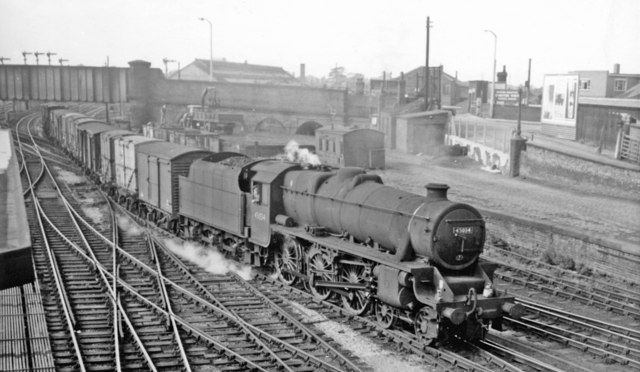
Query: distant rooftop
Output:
[[169, 58, 298, 84]]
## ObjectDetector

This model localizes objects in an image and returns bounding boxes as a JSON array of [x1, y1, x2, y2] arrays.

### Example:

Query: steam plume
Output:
[[284, 140, 320, 166], [164, 238, 253, 280]]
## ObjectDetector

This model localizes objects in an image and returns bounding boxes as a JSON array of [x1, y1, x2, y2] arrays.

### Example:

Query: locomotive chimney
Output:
[[425, 183, 449, 202]]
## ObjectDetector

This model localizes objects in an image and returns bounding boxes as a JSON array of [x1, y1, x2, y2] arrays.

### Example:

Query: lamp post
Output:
[[198, 17, 213, 81], [484, 29, 497, 118]]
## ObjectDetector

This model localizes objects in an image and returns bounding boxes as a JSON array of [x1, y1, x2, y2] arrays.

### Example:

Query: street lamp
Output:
[[484, 29, 497, 118], [198, 17, 213, 81]]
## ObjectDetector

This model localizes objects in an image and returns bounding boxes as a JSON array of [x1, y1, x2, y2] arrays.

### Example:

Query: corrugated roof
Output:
[[579, 96, 640, 108]]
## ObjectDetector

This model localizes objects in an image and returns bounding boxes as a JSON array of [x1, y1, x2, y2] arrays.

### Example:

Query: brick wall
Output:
[[521, 142, 640, 200], [483, 209, 639, 274]]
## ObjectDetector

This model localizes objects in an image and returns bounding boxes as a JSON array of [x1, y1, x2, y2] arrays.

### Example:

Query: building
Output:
[[168, 59, 298, 84], [393, 110, 449, 154], [571, 64, 640, 98], [370, 66, 468, 108], [541, 65, 640, 149]]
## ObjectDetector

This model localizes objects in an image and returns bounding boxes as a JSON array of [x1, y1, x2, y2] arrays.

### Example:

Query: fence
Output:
[[449, 118, 513, 153], [619, 134, 640, 164]]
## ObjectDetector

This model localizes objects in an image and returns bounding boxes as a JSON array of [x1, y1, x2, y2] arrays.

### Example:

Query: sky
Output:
[[1, 0, 639, 88]]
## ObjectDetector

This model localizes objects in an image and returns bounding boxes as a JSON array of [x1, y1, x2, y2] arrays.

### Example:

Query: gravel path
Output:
[[373, 151, 640, 246]]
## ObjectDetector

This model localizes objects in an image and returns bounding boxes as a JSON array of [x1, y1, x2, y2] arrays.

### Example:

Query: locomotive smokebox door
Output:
[[250, 181, 271, 246]]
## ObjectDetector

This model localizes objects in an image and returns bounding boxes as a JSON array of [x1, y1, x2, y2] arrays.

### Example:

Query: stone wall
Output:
[[521, 142, 640, 200], [483, 209, 640, 275]]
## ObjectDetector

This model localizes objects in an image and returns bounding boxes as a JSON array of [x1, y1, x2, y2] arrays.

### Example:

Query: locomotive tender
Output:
[[41, 106, 523, 343]]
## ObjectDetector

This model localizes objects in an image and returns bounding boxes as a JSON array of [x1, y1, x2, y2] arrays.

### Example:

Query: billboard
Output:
[[495, 89, 520, 106], [541, 74, 579, 126]]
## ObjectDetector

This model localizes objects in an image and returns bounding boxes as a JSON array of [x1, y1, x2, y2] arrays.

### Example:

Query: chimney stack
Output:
[[613, 63, 620, 74], [300, 63, 306, 81], [425, 183, 449, 202]]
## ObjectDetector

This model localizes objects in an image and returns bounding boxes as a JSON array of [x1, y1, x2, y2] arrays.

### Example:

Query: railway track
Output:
[[15, 109, 370, 371], [9, 111, 636, 371], [491, 258, 640, 321], [489, 244, 640, 308], [505, 298, 640, 369]]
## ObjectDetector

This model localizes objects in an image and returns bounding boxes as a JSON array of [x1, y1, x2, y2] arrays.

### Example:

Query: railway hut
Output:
[[394, 110, 450, 155], [99, 129, 133, 185], [77, 122, 113, 176], [135, 142, 211, 229], [315, 127, 385, 169], [0, 130, 34, 290]]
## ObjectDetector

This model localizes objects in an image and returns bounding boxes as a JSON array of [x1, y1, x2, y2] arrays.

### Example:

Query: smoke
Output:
[[164, 238, 253, 280], [117, 215, 143, 236], [284, 140, 321, 166]]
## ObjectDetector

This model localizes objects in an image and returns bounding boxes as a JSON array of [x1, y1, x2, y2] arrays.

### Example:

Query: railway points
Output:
[[1, 81, 638, 371]]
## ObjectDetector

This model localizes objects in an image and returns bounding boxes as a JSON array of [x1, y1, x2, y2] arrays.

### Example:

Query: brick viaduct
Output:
[[0, 60, 374, 133]]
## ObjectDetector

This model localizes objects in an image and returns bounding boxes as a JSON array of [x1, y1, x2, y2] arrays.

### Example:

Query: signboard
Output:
[[541, 74, 579, 126], [495, 89, 520, 106]]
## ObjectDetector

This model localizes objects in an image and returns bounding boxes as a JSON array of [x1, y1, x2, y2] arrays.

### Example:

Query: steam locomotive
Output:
[[41, 105, 523, 343]]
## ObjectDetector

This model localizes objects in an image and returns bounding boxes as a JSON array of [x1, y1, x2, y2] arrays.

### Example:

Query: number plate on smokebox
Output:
[[452, 226, 478, 236]]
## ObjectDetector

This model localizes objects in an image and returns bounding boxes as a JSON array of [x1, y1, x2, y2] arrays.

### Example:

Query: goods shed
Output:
[[395, 110, 449, 154], [315, 127, 385, 169]]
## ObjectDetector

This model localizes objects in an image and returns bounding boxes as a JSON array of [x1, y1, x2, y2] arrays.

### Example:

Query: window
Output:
[[580, 79, 591, 90], [614, 79, 627, 92]]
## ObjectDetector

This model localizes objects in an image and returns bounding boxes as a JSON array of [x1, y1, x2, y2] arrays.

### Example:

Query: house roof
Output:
[[169, 59, 297, 84]]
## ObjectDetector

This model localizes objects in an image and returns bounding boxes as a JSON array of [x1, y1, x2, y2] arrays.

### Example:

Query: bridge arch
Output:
[[255, 117, 286, 133], [295, 121, 323, 135]]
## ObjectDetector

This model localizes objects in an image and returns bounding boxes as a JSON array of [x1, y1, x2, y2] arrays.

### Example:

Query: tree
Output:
[[327, 65, 347, 89]]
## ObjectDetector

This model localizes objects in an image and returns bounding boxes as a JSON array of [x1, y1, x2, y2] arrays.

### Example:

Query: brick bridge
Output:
[[0, 60, 373, 132]]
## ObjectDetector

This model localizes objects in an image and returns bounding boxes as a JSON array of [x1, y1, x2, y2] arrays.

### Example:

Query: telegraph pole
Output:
[[424, 17, 432, 111], [526, 58, 532, 104]]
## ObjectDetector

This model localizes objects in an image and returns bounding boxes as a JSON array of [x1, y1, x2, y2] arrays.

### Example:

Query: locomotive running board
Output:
[[272, 224, 429, 272]]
